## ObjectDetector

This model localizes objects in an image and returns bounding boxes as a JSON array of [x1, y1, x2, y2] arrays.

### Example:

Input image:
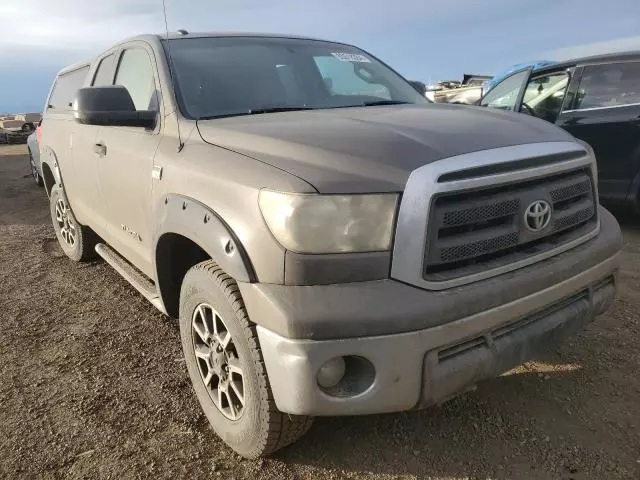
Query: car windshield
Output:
[[165, 36, 427, 119]]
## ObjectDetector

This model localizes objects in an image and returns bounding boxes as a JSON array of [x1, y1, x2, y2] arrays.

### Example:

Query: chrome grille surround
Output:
[[425, 169, 597, 276], [391, 142, 600, 290]]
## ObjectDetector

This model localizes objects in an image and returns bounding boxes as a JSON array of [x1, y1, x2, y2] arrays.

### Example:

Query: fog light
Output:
[[317, 357, 346, 388]]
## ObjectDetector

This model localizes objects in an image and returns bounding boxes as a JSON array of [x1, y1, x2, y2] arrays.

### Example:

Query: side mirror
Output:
[[74, 86, 156, 129], [409, 80, 427, 95]]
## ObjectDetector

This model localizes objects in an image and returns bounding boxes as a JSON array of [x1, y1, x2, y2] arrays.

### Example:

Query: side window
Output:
[[92, 53, 117, 86], [520, 72, 570, 123], [575, 62, 640, 110], [47, 66, 90, 111], [313, 56, 391, 100], [479, 70, 529, 111], [114, 48, 158, 111]]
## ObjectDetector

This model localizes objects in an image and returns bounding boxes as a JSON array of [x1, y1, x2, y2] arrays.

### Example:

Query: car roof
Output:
[[57, 61, 92, 77], [56, 32, 353, 77], [130, 31, 342, 44], [533, 50, 640, 74]]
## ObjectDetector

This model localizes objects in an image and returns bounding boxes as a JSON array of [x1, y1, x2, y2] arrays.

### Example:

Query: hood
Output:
[[197, 103, 574, 193]]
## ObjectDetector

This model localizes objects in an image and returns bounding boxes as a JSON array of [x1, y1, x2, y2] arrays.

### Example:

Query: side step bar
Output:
[[95, 243, 167, 314]]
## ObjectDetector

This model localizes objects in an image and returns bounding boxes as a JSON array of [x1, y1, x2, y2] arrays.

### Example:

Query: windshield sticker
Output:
[[331, 52, 371, 63]]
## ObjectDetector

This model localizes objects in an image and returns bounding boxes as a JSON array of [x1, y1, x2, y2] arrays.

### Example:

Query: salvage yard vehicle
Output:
[[432, 74, 492, 105], [0, 120, 30, 144], [39, 32, 621, 458], [480, 51, 640, 211], [27, 130, 44, 187]]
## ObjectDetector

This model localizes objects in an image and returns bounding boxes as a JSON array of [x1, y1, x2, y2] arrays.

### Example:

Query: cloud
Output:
[[1, 0, 640, 112], [0, 0, 496, 66], [542, 35, 640, 61], [0, 0, 158, 22], [0, 0, 162, 60]]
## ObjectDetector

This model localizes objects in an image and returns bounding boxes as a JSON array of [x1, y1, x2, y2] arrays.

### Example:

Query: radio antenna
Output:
[[162, 0, 184, 152]]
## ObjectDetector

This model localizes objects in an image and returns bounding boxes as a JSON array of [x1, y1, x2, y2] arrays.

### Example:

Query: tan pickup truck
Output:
[[39, 32, 621, 458]]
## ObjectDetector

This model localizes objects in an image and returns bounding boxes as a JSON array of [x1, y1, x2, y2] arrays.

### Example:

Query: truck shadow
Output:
[[0, 153, 50, 226], [277, 345, 631, 478]]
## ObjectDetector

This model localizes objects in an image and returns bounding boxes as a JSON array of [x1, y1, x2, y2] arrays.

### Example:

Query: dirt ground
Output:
[[0, 144, 638, 480]]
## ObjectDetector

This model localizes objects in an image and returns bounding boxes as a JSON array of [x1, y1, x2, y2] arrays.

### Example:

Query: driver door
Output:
[[93, 44, 163, 276]]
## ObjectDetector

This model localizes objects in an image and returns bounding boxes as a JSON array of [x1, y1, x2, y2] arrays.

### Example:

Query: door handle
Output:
[[94, 143, 107, 157]]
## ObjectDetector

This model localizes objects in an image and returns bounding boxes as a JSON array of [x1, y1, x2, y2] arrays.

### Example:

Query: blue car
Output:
[[27, 130, 44, 187]]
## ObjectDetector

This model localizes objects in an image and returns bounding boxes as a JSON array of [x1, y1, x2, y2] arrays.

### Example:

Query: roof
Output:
[[57, 60, 92, 76], [534, 50, 640, 73], [129, 31, 338, 44], [56, 31, 352, 77]]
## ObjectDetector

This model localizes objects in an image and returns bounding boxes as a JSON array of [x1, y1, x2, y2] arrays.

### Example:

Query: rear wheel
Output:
[[49, 184, 96, 262], [28, 151, 43, 187], [179, 260, 313, 458]]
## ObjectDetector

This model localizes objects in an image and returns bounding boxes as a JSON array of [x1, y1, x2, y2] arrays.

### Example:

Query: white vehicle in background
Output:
[[27, 128, 44, 187]]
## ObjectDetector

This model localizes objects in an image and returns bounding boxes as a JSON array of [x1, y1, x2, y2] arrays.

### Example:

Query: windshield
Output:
[[165, 36, 427, 119]]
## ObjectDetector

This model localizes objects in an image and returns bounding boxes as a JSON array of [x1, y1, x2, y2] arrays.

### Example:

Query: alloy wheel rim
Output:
[[191, 303, 245, 420], [54, 198, 77, 247]]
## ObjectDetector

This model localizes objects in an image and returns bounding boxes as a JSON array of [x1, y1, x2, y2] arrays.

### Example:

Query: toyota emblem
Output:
[[524, 200, 552, 232]]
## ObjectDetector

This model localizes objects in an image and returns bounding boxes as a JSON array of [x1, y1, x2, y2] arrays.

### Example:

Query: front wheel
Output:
[[179, 260, 313, 458], [49, 184, 96, 262]]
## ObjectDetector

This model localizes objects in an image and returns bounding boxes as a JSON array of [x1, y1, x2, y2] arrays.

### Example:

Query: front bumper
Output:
[[257, 254, 618, 416]]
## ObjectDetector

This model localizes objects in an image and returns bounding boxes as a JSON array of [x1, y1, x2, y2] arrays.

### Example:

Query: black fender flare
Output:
[[39, 145, 63, 195], [153, 194, 256, 284]]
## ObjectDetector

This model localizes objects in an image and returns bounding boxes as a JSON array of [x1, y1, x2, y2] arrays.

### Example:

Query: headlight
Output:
[[258, 191, 398, 253]]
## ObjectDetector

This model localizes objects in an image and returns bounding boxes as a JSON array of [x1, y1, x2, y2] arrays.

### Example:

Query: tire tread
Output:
[[189, 260, 313, 457], [49, 184, 97, 262]]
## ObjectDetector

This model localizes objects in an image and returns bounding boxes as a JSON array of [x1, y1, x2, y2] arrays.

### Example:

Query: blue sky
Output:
[[1, 0, 639, 113]]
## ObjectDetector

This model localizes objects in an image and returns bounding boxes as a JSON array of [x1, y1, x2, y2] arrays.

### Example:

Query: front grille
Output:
[[442, 199, 520, 227], [437, 276, 614, 363], [440, 231, 519, 263], [424, 168, 598, 281]]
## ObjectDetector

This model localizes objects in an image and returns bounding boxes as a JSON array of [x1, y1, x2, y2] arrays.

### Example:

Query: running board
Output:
[[95, 243, 167, 315]]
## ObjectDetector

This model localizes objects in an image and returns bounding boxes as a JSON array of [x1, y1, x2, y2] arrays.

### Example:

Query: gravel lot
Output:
[[1, 144, 639, 479]]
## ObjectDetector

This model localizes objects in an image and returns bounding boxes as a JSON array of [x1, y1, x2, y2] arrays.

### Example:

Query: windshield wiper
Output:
[[198, 106, 316, 120], [248, 106, 315, 114], [198, 103, 407, 120], [361, 100, 412, 107]]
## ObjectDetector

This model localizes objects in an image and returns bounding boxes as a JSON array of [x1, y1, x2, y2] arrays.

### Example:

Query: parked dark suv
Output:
[[480, 51, 640, 210]]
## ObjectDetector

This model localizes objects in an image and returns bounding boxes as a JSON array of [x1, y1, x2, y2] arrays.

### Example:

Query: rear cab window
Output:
[[47, 66, 90, 111]]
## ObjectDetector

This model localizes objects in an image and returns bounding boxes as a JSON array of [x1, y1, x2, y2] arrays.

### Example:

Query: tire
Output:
[[49, 184, 96, 262], [29, 151, 44, 187], [179, 260, 313, 458]]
